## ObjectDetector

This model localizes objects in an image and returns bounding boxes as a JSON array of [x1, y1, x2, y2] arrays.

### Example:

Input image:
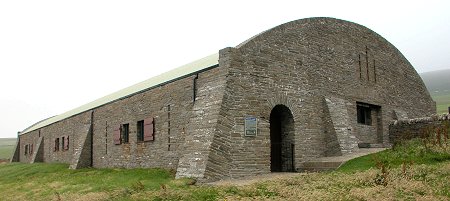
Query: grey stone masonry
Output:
[[31, 137, 44, 163], [70, 124, 92, 169], [10, 137, 20, 163], [325, 97, 358, 154], [389, 114, 450, 145], [176, 52, 229, 180]]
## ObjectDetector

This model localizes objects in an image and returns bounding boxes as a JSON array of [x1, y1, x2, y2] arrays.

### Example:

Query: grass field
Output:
[[0, 138, 449, 201], [420, 69, 450, 114], [0, 138, 17, 160], [432, 93, 450, 114]]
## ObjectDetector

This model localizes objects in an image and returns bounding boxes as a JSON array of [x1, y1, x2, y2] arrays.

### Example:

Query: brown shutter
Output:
[[113, 126, 121, 145], [30, 144, 33, 154], [143, 117, 154, 141]]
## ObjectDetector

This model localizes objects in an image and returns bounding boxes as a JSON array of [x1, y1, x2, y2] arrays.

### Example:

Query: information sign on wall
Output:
[[244, 117, 257, 137]]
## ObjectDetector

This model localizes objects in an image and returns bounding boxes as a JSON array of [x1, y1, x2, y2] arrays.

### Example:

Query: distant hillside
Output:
[[0, 138, 17, 160], [420, 69, 450, 96], [420, 69, 450, 114]]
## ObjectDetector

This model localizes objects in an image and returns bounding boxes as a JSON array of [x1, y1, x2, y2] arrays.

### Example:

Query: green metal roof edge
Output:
[[21, 53, 219, 134]]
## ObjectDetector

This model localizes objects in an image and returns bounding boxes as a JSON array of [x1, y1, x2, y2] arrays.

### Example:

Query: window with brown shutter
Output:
[[62, 137, 65, 151], [144, 117, 154, 142], [30, 144, 33, 154], [55, 138, 60, 151], [65, 136, 70, 150], [113, 126, 121, 145]]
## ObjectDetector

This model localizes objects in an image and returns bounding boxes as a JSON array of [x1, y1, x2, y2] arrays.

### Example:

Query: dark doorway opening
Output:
[[270, 105, 295, 172]]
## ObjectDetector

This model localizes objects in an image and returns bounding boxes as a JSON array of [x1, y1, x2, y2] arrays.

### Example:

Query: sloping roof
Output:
[[21, 53, 219, 134]]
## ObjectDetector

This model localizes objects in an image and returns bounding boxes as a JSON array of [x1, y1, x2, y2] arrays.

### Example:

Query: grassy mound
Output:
[[338, 139, 450, 173]]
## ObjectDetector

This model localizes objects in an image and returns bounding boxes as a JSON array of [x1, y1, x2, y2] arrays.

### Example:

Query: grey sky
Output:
[[1, 0, 449, 138]]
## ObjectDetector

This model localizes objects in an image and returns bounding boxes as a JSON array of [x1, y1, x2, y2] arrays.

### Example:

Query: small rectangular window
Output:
[[25, 144, 28, 155], [66, 136, 70, 150], [357, 104, 372, 125], [122, 124, 129, 143], [137, 120, 144, 142], [55, 138, 60, 151], [62, 137, 65, 151], [30, 144, 33, 154]]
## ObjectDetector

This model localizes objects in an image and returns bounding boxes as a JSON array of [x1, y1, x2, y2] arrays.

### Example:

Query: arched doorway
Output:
[[270, 105, 295, 172]]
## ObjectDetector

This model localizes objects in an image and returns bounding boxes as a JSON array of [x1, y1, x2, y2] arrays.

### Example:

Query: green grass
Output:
[[432, 93, 450, 114], [0, 138, 17, 159], [0, 163, 175, 200], [338, 139, 450, 173], [0, 146, 14, 160], [1, 138, 449, 200]]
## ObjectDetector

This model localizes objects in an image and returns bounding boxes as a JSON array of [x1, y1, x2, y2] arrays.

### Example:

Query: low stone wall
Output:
[[389, 114, 450, 145]]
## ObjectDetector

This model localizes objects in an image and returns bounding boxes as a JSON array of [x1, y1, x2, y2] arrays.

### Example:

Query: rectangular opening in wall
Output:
[[358, 54, 362, 79], [55, 138, 60, 151], [193, 74, 198, 102], [65, 136, 70, 150], [137, 120, 144, 142], [357, 103, 372, 125], [25, 144, 28, 155], [122, 123, 129, 143], [62, 137, 65, 151]]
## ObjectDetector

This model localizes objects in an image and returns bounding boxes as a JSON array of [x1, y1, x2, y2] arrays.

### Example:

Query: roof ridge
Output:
[[21, 53, 219, 134]]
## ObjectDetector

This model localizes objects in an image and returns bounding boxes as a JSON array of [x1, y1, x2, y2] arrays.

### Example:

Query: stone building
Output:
[[12, 17, 435, 182]]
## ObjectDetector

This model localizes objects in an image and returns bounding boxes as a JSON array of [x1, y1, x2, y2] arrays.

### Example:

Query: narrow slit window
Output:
[[168, 104, 171, 150], [358, 54, 362, 79], [193, 74, 198, 102], [66, 136, 70, 150], [365, 46, 369, 81], [373, 59, 377, 83]]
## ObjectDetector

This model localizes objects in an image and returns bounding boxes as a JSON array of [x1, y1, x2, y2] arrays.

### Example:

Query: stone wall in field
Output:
[[389, 114, 450, 145]]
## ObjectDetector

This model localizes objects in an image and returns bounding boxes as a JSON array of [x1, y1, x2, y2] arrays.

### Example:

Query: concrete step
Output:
[[297, 148, 387, 172], [298, 161, 343, 172], [358, 143, 385, 148]]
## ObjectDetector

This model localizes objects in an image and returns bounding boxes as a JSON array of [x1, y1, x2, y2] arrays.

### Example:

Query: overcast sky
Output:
[[1, 0, 449, 138]]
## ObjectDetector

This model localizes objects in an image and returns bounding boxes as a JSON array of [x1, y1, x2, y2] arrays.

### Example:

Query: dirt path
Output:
[[206, 172, 306, 186]]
